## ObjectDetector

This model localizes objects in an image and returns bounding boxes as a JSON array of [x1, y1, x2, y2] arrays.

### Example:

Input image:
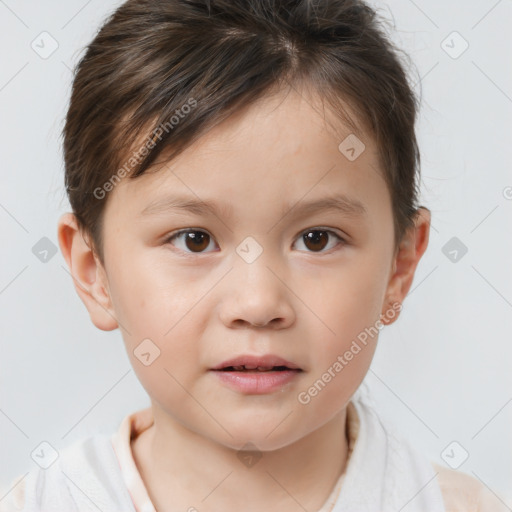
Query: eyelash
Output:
[[163, 227, 347, 255]]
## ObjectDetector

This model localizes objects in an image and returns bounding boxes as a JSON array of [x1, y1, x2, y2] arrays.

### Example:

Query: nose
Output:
[[218, 256, 295, 330]]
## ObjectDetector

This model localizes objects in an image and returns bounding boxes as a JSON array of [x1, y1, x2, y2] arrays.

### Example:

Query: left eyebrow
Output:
[[284, 193, 367, 219], [140, 193, 367, 220]]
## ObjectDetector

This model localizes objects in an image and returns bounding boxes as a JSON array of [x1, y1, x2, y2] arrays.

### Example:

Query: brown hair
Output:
[[62, 0, 423, 264]]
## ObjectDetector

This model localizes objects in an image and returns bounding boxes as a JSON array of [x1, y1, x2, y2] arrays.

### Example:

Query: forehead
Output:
[[104, 86, 387, 225]]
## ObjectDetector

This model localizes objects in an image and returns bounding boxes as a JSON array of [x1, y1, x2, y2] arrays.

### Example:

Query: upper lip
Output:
[[211, 354, 302, 371]]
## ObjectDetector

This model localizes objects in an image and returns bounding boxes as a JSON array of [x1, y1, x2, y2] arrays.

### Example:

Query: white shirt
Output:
[[1, 398, 509, 511]]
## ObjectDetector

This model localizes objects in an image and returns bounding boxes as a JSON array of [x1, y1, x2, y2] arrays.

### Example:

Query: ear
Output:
[[57, 212, 119, 331], [380, 207, 431, 325]]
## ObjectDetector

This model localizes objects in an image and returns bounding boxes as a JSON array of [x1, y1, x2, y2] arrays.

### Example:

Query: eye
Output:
[[293, 228, 346, 253], [164, 227, 346, 255], [165, 229, 217, 254]]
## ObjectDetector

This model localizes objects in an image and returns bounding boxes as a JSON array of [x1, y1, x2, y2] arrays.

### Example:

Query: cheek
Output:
[[301, 259, 386, 379], [107, 257, 188, 335], [297, 354, 369, 431], [296, 318, 378, 423], [308, 264, 386, 337], [124, 320, 203, 415], [106, 263, 203, 382]]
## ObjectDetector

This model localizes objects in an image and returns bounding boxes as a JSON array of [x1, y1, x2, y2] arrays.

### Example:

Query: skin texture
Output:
[[58, 85, 430, 512]]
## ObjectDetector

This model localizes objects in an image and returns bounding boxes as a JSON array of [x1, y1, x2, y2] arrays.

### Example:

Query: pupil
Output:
[[186, 232, 209, 252], [304, 230, 328, 251]]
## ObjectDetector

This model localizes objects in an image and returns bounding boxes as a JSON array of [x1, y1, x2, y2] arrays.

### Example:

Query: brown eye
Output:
[[296, 229, 344, 253], [303, 230, 328, 251], [184, 231, 210, 252], [167, 230, 215, 253]]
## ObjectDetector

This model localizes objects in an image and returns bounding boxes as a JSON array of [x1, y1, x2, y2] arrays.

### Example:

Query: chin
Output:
[[212, 420, 308, 453]]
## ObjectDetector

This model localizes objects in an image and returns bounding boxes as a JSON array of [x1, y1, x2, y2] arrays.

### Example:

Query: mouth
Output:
[[210, 355, 303, 394], [218, 365, 302, 373], [211, 354, 302, 372]]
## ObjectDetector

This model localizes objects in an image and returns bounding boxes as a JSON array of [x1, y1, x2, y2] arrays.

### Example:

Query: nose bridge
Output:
[[218, 237, 294, 327], [233, 236, 279, 300]]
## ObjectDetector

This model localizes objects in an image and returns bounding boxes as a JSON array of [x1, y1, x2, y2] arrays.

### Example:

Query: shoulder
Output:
[[0, 433, 127, 512], [0, 474, 26, 512], [433, 462, 512, 512]]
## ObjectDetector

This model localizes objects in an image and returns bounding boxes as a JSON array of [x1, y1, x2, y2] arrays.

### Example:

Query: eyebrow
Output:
[[140, 193, 367, 220]]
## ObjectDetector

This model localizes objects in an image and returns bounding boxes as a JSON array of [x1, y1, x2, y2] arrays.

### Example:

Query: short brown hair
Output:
[[62, 0, 422, 264]]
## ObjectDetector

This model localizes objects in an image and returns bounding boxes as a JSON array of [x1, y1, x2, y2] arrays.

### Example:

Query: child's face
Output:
[[64, 87, 425, 450]]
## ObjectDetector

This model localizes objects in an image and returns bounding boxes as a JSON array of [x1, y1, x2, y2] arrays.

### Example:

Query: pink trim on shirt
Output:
[[111, 407, 157, 512]]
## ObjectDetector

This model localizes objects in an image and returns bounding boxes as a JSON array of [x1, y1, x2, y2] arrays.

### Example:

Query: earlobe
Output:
[[57, 212, 119, 331], [380, 207, 431, 325]]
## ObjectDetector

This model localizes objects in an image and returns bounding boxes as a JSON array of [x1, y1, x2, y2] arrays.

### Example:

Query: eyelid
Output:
[[301, 226, 347, 241]]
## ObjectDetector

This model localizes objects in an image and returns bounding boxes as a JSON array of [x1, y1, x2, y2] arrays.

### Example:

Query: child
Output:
[[1, 0, 508, 510]]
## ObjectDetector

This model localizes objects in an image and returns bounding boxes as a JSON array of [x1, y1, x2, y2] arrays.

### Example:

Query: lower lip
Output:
[[211, 369, 301, 394]]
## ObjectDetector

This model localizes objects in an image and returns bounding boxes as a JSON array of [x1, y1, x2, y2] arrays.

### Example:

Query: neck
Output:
[[132, 405, 349, 512]]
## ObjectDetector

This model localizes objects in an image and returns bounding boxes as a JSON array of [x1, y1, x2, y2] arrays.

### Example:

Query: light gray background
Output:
[[1, 0, 511, 503]]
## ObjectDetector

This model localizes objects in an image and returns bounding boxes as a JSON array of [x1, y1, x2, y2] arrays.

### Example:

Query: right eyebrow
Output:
[[140, 195, 234, 219]]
